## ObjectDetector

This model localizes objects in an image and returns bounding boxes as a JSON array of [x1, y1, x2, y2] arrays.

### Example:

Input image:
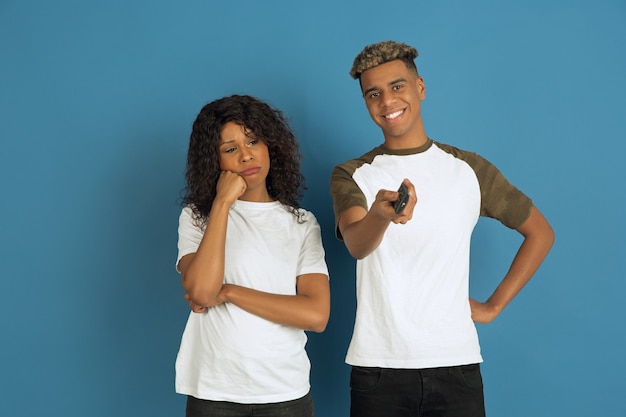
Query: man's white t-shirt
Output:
[[330, 140, 532, 369]]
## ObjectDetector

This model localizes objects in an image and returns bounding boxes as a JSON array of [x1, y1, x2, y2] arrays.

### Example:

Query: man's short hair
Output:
[[350, 40, 418, 79]]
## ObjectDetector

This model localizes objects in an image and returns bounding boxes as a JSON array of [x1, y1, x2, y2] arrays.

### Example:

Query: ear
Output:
[[416, 76, 426, 99]]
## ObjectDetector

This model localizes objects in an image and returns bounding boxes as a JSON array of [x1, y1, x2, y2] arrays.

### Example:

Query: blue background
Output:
[[1, 1, 624, 416]]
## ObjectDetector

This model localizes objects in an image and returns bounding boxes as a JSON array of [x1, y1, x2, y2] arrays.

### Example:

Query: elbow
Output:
[[308, 320, 328, 333], [349, 250, 366, 260], [547, 228, 555, 251], [541, 223, 556, 254], [548, 225, 556, 246], [185, 289, 211, 308], [347, 246, 371, 260], [182, 280, 221, 308], [307, 310, 330, 333], [343, 235, 378, 260], [180, 261, 225, 307]]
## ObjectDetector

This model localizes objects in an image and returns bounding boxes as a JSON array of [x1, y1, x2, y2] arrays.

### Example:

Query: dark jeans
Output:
[[350, 364, 486, 417], [186, 392, 314, 417]]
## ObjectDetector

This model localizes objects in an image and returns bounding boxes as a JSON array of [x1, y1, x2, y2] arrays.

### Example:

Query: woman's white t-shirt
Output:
[[175, 201, 328, 403]]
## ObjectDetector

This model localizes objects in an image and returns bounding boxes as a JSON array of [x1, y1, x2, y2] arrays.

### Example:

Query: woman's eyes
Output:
[[223, 140, 258, 154]]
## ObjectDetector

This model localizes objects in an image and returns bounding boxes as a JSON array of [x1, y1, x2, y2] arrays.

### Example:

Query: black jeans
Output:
[[186, 392, 314, 417], [350, 364, 486, 417]]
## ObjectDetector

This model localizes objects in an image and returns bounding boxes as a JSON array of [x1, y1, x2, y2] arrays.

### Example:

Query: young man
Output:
[[330, 41, 555, 416]]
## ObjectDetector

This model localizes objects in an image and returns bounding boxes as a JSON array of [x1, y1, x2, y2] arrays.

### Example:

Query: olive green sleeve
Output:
[[437, 142, 533, 229], [329, 162, 368, 240]]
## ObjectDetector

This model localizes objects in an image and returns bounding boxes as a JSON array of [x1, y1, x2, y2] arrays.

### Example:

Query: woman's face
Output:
[[217, 121, 271, 200]]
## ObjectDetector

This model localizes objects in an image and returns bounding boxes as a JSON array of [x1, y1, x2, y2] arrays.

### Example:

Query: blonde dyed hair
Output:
[[350, 40, 419, 79]]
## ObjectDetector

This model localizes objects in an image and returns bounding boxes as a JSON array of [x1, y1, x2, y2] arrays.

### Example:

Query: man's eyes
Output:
[[367, 85, 403, 99]]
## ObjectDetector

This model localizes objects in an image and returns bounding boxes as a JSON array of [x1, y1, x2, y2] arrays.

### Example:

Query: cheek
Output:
[[365, 102, 381, 118], [217, 154, 231, 170], [257, 145, 270, 162]]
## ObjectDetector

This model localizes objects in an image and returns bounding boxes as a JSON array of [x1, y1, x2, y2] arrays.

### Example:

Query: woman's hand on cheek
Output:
[[215, 171, 247, 205]]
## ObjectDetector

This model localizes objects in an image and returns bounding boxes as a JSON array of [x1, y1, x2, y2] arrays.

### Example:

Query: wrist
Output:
[[213, 195, 234, 208], [220, 283, 234, 303], [485, 299, 504, 317]]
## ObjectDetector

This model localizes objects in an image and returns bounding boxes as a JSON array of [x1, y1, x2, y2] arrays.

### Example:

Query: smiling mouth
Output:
[[383, 109, 404, 120]]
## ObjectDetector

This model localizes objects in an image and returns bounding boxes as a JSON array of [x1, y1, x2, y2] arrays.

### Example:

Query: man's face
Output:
[[360, 59, 426, 145]]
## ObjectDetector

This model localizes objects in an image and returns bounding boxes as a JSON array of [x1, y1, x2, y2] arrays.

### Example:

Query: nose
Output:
[[381, 90, 396, 105], [240, 147, 253, 162]]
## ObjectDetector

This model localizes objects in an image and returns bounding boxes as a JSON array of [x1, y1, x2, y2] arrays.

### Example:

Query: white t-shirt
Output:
[[175, 200, 329, 403], [331, 140, 532, 369]]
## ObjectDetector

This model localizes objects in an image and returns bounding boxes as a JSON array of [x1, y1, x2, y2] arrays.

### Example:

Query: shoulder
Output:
[[273, 204, 320, 226], [179, 204, 204, 226], [431, 141, 506, 182], [432, 140, 488, 164], [430, 143, 534, 228], [179, 205, 196, 225], [178, 205, 205, 239], [332, 145, 387, 177], [180, 205, 194, 218], [295, 207, 322, 227]]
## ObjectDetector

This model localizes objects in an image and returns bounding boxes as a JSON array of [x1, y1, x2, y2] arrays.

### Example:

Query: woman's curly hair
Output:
[[182, 94, 305, 224]]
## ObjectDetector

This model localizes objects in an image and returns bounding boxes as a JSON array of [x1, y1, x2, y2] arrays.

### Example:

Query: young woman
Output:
[[175, 95, 330, 417]]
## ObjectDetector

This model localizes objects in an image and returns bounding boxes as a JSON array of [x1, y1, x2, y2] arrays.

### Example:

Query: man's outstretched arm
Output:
[[339, 180, 417, 259]]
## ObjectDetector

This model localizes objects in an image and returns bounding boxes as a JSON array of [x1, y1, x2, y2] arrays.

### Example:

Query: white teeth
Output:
[[385, 110, 403, 120]]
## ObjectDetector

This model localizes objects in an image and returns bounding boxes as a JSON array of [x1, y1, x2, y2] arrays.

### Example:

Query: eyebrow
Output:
[[219, 138, 235, 146], [362, 78, 408, 97], [219, 132, 257, 146]]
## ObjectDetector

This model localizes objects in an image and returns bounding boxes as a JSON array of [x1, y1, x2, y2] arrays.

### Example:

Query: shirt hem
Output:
[[345, 355, 483, 369], [176, 384, 310, 404]]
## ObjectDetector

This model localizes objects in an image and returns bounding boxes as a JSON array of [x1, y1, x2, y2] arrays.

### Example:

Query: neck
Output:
[[383, 130, 429, 150], [238, 186, 273, 203]]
